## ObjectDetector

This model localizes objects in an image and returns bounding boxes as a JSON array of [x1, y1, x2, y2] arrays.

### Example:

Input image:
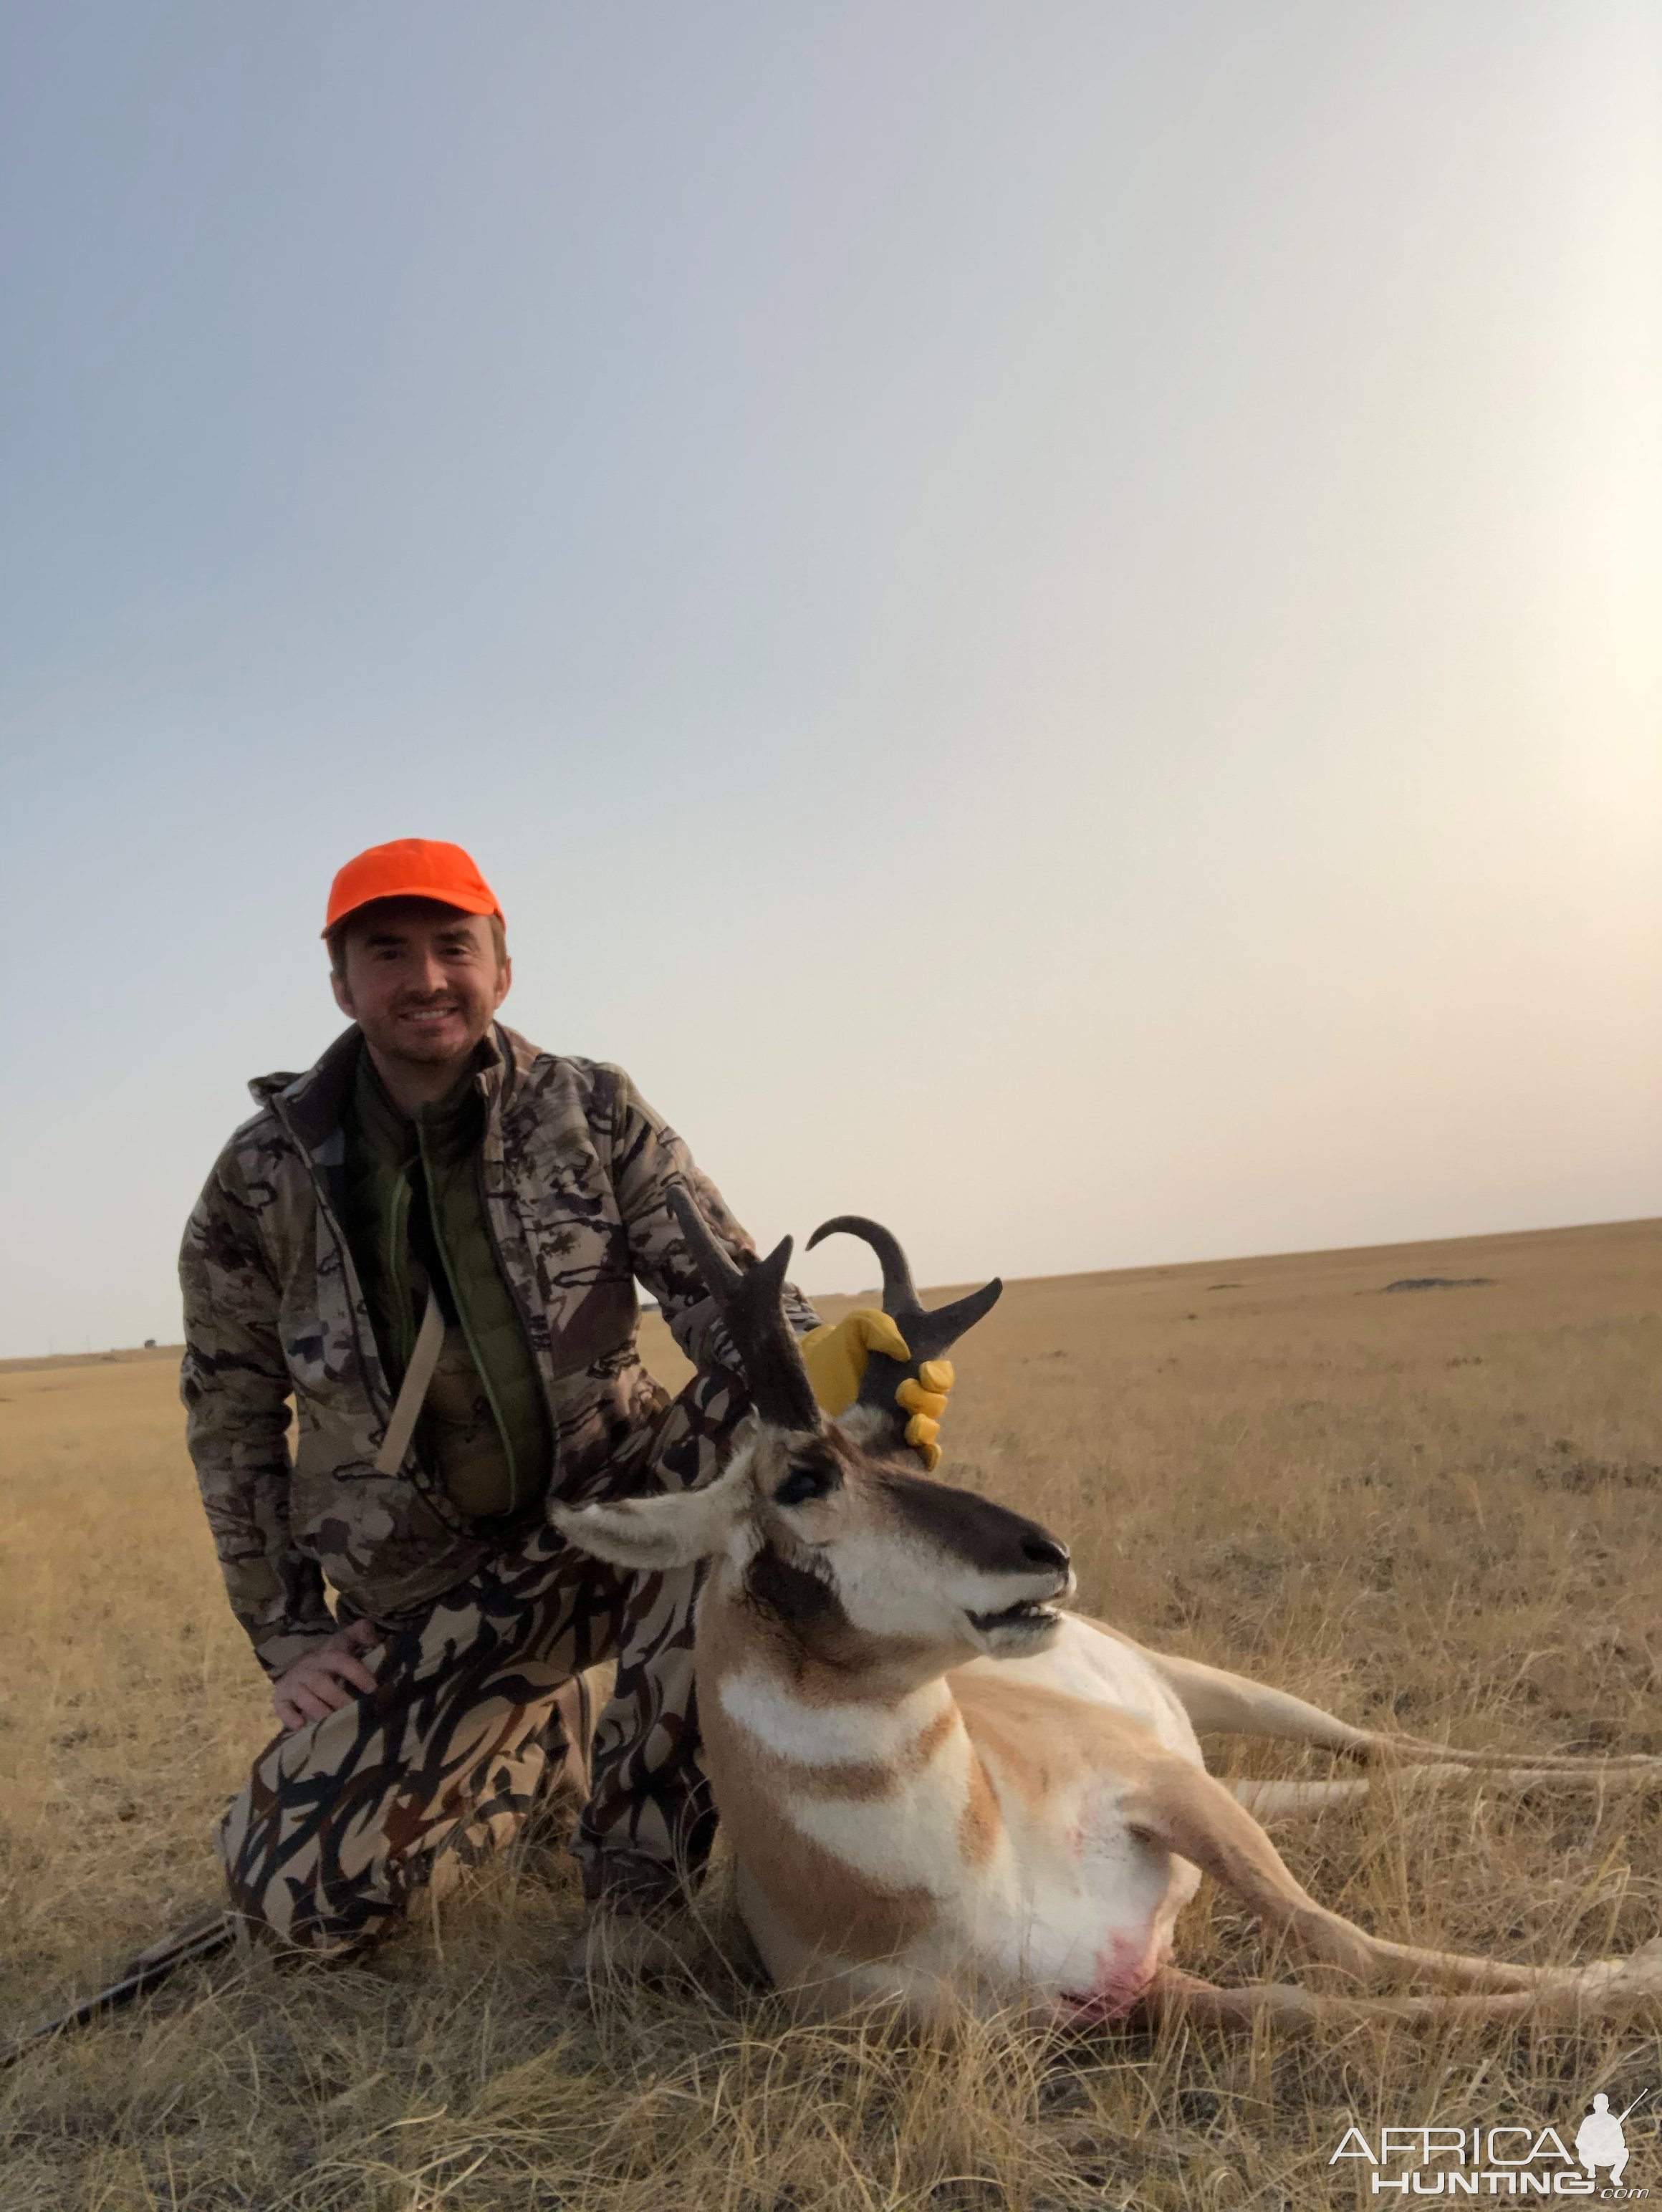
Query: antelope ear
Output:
[[551, 1458, 753, 1572]]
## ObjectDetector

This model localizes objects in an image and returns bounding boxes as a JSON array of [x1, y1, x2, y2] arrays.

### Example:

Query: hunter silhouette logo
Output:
[[1577, 2095, 1649, 2190], [1330, 2087, 1653, 2197]]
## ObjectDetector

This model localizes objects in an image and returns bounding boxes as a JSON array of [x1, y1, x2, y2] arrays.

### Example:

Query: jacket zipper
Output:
[[416, 1119, 520, 1496]]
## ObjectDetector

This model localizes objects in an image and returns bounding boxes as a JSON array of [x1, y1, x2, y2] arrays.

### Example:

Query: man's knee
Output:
[[216, 1728, 406, 1956], [218, 1794, 396, 1956]]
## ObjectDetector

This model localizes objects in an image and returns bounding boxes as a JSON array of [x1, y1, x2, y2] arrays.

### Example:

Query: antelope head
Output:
[[553, 1193, 1074, 1678]]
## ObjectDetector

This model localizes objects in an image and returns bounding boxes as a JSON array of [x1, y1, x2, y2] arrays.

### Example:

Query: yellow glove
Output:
[[798, 1310, 955, 1473]]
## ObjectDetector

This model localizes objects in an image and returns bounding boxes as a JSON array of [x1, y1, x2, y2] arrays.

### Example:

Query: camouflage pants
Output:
[[217, 1362, 745, 1951]]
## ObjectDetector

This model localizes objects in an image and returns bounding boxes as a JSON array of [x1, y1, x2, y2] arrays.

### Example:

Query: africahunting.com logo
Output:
[[1331, 2090, 1654, 2197]]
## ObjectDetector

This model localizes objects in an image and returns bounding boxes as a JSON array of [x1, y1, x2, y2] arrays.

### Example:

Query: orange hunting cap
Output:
[[323, 839, 503, 936]]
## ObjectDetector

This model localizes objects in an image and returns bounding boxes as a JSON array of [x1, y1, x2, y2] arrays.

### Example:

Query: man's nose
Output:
[[410, 951, 449, 994]]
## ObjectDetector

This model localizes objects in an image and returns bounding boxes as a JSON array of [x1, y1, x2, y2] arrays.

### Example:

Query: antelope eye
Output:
[[773, 1461, 841, 1508]]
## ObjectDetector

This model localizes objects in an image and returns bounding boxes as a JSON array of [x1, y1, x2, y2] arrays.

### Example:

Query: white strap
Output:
[[373, 1289, 446, 1477]]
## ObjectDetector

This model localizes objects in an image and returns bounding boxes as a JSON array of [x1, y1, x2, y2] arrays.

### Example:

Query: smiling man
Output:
[[179, 838, 951, 1963]]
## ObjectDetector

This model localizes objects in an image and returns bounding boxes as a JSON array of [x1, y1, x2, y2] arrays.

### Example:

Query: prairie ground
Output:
[[1, 1218, 1659, 2210]]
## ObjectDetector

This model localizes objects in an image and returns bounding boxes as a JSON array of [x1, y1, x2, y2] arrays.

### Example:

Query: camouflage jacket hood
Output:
[[180, 1023, 792, 1673]]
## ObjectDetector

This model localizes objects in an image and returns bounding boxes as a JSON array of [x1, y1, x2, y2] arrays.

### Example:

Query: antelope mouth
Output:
[[967, 1595, 1062, 1635]]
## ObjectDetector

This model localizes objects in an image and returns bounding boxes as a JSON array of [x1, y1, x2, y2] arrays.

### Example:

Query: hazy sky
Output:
[[2, 3, 1658, 1358]]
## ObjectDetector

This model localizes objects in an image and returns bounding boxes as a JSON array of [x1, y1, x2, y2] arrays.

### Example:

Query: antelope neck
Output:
[[716, 1660, 959, 1772]]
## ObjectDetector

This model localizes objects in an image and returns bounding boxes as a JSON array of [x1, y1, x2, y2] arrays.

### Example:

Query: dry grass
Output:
[[2, 1218, 1660, 2209]]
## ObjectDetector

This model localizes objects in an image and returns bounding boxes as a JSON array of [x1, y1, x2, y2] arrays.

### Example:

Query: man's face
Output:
[[331, 898, 511, 1072]]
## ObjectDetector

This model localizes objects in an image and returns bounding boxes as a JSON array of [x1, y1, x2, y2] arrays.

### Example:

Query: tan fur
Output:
[[956, 1746, 1000, 1867], [723, 1761, 938, 1969], [947, 1670, 1162, 1812]]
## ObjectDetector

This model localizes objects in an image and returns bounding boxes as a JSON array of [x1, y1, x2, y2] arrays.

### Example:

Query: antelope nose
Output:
[[1024, 1534, 1070, 1572]]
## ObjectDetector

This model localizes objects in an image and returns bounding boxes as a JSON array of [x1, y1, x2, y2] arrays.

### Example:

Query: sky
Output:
[[1, 2, 1658, 1358]]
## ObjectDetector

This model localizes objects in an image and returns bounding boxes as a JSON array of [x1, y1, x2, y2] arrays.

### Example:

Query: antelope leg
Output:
[[1135, 1964, 1550, 2033], [1128, 1757, 1662, 2007], [1232, 1762, 1570, 1819], [1085, 1622, 1662, 1781]]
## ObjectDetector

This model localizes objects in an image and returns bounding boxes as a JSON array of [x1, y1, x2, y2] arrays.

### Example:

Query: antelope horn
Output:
[[805, 1216, 1002, 1430], [808, 1213, 919, 1314], [669, 1187, 822, 1434]]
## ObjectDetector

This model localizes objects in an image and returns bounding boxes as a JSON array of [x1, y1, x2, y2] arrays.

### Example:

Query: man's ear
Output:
[[491, 951, 511, 1012], [551, 1456, 751, 1572], [331, 965, 355, 1018]]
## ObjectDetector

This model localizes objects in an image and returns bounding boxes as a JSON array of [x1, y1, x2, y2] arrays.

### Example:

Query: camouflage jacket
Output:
[[180, 1023, 807, 1675]]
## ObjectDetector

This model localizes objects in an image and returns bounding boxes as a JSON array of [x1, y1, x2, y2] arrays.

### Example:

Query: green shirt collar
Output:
[[352, 1045, 485, 1168]]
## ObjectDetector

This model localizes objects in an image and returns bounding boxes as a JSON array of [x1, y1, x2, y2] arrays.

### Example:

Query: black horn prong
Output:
[[669, 1187, 822, 1434], [903, 1276, 1004, 1361], [804, 1216, 1003, 1439]]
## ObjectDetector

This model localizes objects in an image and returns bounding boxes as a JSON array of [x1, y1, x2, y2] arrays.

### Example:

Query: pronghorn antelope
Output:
[[554, 1196, 1662, 2029]]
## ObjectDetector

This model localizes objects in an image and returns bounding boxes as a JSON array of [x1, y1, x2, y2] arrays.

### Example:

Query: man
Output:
[[181, 838, 951, 1960]]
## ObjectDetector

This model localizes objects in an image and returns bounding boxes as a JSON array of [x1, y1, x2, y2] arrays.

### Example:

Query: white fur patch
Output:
[[719, 1670, 953, 1767], [788, 1777, 968, 1895]]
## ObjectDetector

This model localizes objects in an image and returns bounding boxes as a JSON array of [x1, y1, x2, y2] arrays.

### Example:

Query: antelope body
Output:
[[699, 1562, 1208, 2021], [558, 1201, 1662, 2029]]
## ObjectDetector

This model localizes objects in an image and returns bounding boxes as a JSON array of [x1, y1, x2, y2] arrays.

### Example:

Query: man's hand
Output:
[[798, 1310, 955, 1472], [272, 1617, 380, 1732]]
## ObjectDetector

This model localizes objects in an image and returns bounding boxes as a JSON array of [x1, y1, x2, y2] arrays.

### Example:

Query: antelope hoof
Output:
[[1599, 1935, 1662, 2001]]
